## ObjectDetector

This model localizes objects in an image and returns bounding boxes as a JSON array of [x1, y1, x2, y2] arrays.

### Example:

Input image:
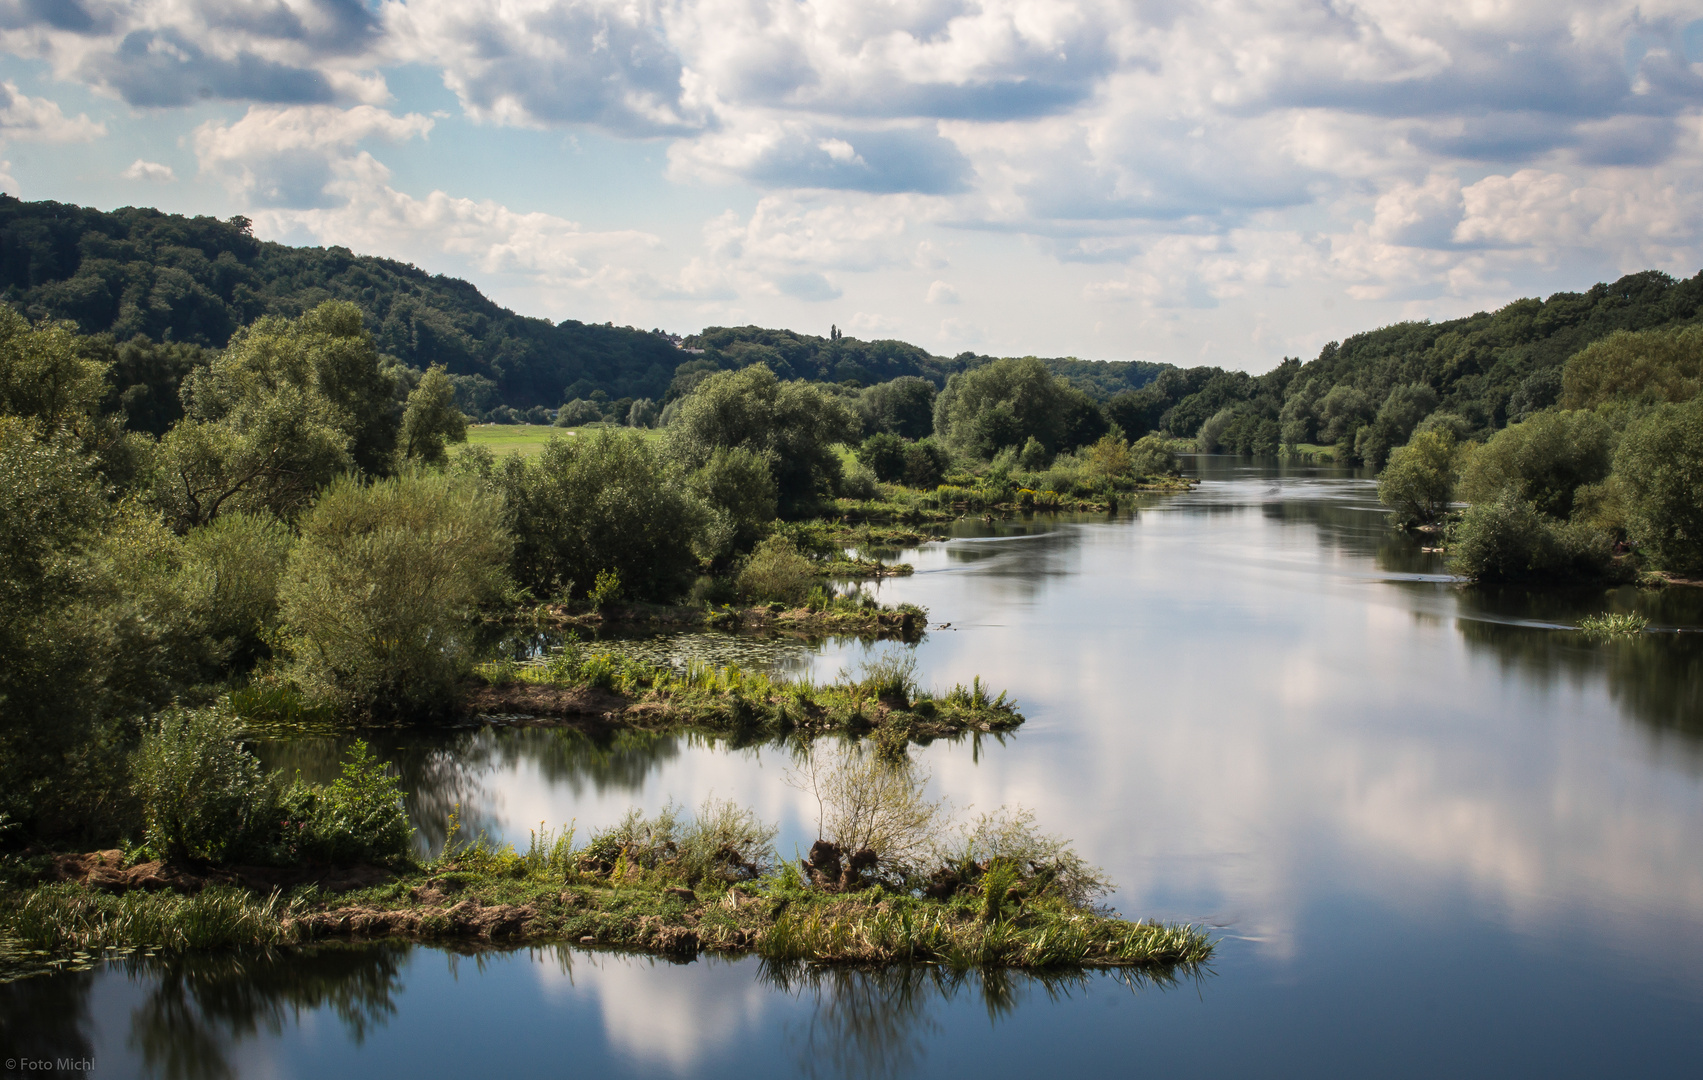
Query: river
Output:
[[10, 455, 1703, 1078]]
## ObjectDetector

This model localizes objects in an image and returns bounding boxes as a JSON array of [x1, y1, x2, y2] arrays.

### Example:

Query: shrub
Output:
[[788, 746, 948, 883], [1083, 434, 1133, 484], [838, 465, 878, 500], [1457, 410, 1612, 519], [291, 740, 413, 866], [578, 799, 776, 886], [1378, 428, 1462, 526], [280, 470, 511, 720], [856, 652, 919, 705], [736, 535, 816, 604], [1615, 397, 1703, 573], [937, 807, 1113, 911], [1447, 492, 1618, 583], [589, 568, 623, 612], [178, 511, 291, 668], [131, 705, 275, 863]]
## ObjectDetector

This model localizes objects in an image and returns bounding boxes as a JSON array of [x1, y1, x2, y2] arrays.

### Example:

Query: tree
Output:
[[858, 376, 936, 439], [857, 432, 909, 482], [0, 309, 107, 435], [155, 301, 401, 528], [665, 364, 856, 508], [1457, 409, 1612, 519], [1615, 397, 1703, 573], [503, 428, 706, 601], [194, 301, 398, 474], [933, 357, 1076, 459], [688, 446, 778, 557], [1378, 428, 1462, 526], [1561, 326, 1703, 410], [398, 364, 467, 465], [1356, 382, 1439, 471], [901, 439, 949, 488]]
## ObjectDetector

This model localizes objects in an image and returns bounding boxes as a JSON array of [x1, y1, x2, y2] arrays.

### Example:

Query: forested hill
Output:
[[0, 196, 1170, 423], [0, 195, 685, 415]]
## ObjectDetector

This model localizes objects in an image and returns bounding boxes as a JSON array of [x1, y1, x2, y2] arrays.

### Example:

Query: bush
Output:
[[736, 535, 816, 604], [131, 706, 275, 863], [787, 746, 948, 883], [935, 807, 1113, 910], [291, 740, 413, 866], [280, 470, 512, 720], [503, 428, 704, 601], [1378, 428, 1462, 526], [1457, 410, 1612, 519], [1615, 397, 1703, 573], [1447, 493, 1618, 583], [838, 465, 878, 500], [1083, 434, 1133, 484], [580, 799, 777, 886]]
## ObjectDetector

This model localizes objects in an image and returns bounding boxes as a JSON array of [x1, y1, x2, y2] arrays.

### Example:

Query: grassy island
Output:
[[465, 649, 1021, 744], [1, 750, 1209, 975]]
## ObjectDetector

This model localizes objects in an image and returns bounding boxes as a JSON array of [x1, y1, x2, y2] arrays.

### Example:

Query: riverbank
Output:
[[5, 858, 1213, 972]]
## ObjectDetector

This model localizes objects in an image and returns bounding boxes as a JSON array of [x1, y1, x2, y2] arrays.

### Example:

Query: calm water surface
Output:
[[13, 456, 1703, 1078]]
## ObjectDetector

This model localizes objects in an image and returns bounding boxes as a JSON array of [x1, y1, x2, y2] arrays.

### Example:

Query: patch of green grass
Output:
[[461, 424, 665, 459]]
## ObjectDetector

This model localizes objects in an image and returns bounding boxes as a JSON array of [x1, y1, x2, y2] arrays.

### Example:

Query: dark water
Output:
[[13, 456, 1703, 1078]]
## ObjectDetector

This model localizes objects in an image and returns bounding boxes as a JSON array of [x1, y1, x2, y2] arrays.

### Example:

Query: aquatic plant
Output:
[[1576, 612, 1649, 636]]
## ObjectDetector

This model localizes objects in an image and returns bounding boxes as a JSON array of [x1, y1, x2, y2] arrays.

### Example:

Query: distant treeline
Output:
[[5, 196, 1701, 460]]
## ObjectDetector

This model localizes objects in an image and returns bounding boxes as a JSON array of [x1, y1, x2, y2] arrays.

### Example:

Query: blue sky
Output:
[[1, 1, 1700, 371]]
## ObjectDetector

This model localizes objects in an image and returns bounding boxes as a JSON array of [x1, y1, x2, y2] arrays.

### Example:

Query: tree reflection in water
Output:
[[1455, 616, 1703, 746], [0, 966, 97, 1067], [761, 960, 1203, 1080], [120, 945, 406, 1080]]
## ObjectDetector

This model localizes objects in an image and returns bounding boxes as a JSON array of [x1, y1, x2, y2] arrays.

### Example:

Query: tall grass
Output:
[[3, 884, 303, 951]]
